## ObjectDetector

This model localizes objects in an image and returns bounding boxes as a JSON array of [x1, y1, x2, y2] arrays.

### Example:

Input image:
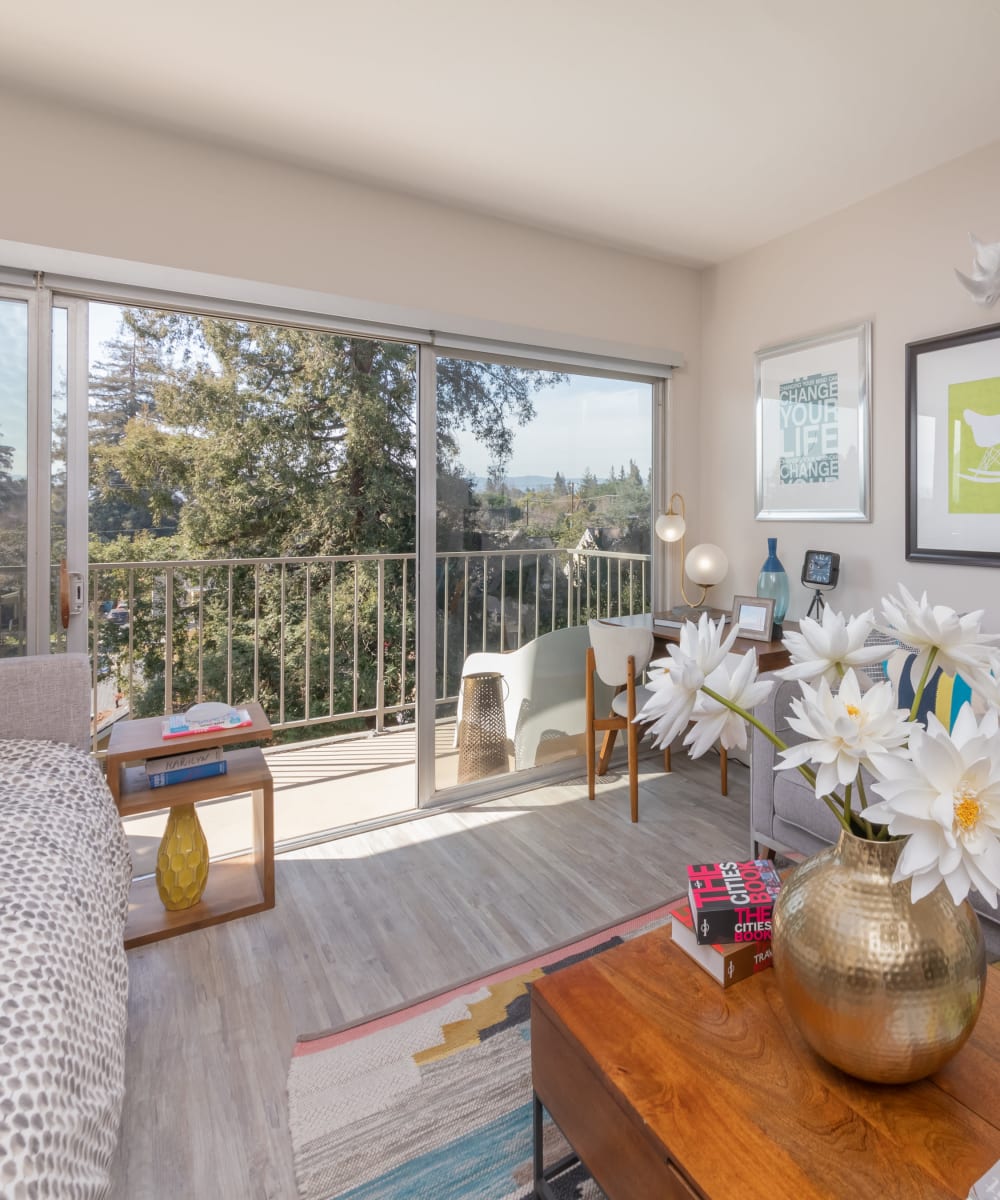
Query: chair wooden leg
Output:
[[597, 727, 618, 776], [587, 720, 596, 801], [586, 649, 596, 800], [720, 746, 728, 796], [628, 720, 640, 823]]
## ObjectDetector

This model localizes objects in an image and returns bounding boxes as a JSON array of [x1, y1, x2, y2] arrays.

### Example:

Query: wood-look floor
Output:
[[109, 748, 750, 1200]]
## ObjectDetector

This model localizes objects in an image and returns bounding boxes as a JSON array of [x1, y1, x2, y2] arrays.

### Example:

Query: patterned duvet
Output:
[[0, 739, 131, 1199]]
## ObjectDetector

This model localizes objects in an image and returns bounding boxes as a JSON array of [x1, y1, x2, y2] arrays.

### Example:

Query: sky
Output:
[[0, 300, 28, 478], [451, 373, 652, 481]]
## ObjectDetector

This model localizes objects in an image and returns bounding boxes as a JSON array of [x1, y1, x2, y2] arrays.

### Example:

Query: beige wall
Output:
[[0, 88, 703, 602], [700, 139, 1000, 627], [0, 86, 698, 349]]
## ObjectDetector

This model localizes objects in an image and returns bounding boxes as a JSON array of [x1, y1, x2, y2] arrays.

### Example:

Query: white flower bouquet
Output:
[[638, 586, 1000, 908]]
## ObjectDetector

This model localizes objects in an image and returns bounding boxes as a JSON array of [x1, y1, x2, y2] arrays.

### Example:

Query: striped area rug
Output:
[[287, 903, 678, 1200]]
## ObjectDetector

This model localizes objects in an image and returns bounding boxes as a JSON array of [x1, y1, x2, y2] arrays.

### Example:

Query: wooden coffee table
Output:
[[531, 926, 1000, 1199]]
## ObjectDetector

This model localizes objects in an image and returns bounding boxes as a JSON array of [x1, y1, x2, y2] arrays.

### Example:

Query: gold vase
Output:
[[156, 804, 210, 910], [771, 829, 986, 1084]]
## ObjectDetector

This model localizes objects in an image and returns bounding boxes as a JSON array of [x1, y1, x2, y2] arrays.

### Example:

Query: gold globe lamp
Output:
[[655, 492, 728, 614]]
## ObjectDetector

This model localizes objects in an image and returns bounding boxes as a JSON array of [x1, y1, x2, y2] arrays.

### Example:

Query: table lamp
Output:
[[655, 492, 728, 614]]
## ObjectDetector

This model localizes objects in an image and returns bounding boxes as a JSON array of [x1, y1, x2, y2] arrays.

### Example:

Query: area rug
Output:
[[287, 902, 678, 1200]]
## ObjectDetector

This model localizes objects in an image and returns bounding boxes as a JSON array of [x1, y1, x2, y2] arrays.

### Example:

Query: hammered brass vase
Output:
[[771, 830, 986, 1084], [155, 803, 210, 911]]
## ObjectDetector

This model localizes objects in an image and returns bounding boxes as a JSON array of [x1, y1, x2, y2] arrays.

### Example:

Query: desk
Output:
[[531, 928, 1000, 1199], [610, 612, 792, 673], [651, 612, 792, 672]]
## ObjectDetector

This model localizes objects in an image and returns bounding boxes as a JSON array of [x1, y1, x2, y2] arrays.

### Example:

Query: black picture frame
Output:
[[906, 321, 1000, 567]]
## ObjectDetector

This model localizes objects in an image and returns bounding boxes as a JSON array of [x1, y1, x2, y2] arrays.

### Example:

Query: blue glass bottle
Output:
[[757, 537, 789, 634]]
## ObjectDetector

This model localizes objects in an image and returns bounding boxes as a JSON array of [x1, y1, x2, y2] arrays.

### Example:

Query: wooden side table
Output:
[[106, 702, 275, 949]]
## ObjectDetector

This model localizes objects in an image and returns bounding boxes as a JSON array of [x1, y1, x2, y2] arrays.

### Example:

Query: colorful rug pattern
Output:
[[287, 904, 677, 1200]]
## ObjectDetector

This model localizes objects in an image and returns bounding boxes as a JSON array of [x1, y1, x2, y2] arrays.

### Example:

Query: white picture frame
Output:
[[755, 322, 872, 521]]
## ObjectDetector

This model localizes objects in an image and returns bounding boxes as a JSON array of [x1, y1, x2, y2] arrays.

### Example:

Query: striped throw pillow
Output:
[[885, 650, 977, 730]]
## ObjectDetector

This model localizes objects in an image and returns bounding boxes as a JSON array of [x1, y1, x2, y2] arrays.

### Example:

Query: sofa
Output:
[[750, 671, 1000, 958], [0, 654, 132, 1198]]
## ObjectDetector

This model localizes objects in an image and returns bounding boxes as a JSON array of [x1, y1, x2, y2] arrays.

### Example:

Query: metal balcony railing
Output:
[[5, 547, 651, 736]]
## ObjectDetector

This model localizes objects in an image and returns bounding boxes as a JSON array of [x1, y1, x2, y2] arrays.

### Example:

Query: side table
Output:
[[106, 701, 275, 949]]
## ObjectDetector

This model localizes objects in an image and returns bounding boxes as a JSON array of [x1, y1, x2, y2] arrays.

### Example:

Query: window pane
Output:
[[435, 360, 652, 792]]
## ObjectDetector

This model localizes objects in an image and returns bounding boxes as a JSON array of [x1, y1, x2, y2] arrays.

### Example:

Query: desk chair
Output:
[[585, 619, 663, 822]]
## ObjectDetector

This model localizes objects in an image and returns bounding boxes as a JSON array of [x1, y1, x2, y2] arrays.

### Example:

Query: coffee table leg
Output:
[[533, 1091, 582, 1200]]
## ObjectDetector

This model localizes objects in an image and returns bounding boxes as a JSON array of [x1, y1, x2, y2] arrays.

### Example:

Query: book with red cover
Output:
[[686, 859, 782, 945], [669, 899, 773, 988]]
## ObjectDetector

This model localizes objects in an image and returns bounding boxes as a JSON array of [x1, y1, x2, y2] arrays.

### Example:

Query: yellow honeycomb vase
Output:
[[156, 804, 210, 910]]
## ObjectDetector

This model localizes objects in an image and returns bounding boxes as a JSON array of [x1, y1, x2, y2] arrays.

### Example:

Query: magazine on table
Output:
[[161, 703, 253, 740]]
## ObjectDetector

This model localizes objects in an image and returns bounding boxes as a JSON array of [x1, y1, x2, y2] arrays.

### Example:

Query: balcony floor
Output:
[[122, 722, 476, 877]]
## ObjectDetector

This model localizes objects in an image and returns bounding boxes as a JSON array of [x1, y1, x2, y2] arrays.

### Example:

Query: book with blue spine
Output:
[[145, 745, 228, 789]]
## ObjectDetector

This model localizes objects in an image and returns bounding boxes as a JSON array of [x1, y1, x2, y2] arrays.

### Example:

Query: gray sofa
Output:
[[0, 654, 132, 1198], [751, 672, 1000, 959]]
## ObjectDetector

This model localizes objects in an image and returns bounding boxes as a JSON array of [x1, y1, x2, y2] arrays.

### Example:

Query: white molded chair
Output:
[[585, 618, 661, 822], [458, 625, 612, 770]]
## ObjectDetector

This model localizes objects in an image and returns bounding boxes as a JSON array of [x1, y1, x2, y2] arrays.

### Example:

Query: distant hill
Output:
[[469, 475, 581, 492]]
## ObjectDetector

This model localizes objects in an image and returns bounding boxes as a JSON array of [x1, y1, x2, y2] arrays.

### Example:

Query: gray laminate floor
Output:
[[109, 747, 749, 1200]]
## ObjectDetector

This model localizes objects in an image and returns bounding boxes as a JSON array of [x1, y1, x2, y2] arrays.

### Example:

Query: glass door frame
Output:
[[413, 350, 668, 811], [9, 274, 671, 817]]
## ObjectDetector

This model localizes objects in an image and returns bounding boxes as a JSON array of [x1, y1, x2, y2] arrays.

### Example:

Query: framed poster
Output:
[[906, 321, 1000, 567], [755, 322, 871, 521]]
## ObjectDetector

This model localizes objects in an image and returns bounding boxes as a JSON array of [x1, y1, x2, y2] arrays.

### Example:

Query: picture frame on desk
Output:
[[905, 320, 1000, 567], [731, 594, 775, 642]]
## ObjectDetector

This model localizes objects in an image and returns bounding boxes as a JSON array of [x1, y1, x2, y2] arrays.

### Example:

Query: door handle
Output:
[[59, 559, 85, 629]]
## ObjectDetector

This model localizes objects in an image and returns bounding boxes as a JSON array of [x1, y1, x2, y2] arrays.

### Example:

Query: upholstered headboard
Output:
[[0, 653, 92, 751]]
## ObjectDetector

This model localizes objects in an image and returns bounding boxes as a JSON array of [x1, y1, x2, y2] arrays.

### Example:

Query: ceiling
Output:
[[2, 0, 1000, 265]]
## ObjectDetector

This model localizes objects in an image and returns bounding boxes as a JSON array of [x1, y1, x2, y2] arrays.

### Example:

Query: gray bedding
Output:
[[0, 739, 131, 1198]]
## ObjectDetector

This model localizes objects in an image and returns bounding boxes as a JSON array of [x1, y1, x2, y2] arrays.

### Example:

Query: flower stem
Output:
[[908, 648, 938, 721], [701, 683, 818, 788], [843, 782, 852, 825]]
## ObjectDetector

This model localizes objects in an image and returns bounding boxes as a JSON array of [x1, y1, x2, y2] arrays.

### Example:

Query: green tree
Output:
[[89, 312, 180, 543], [89, 310, 565, 730]]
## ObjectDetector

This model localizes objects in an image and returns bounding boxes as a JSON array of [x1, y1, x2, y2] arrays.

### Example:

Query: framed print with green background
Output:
[[755, 322, 872, 521], [906, 321, 1000, 567]]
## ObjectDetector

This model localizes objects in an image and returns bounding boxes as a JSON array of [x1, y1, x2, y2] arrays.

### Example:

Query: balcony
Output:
[[87, 546, 652, 856]]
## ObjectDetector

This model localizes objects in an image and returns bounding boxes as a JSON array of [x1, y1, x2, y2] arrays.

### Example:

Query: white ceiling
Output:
[[2, 0, 1000, 265]]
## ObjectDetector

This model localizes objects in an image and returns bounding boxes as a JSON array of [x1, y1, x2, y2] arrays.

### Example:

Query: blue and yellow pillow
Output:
[[885, 650, 977, 730]]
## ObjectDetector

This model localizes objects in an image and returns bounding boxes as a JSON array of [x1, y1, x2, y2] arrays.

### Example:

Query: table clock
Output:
[[801, 550, 840, 618]]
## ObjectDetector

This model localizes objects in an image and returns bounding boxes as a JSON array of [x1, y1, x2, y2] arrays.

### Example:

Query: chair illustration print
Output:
[[585, 619, 664, 823], [961, 408, 1000, 483]]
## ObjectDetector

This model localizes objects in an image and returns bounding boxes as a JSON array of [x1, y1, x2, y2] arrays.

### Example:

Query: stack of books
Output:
[[670, 860, 783, 989], [144, 745, 228, 789], [653, 608, 730, 631]]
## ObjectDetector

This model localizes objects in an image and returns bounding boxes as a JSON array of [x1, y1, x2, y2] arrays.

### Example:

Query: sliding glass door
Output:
[[429, 354, 654, 800], [0, 292, 29, 655]]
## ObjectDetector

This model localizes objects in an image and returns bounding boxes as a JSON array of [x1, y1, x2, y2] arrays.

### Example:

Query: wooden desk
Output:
[[531, 928, 1000, 1199], [651, 612, 792, 673]]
